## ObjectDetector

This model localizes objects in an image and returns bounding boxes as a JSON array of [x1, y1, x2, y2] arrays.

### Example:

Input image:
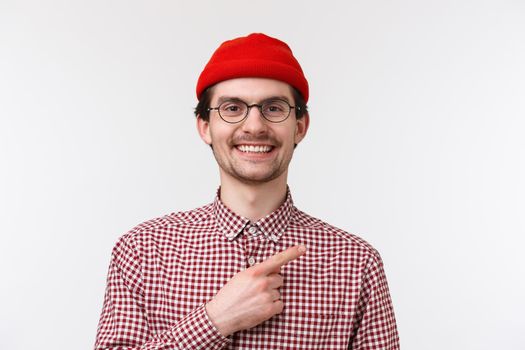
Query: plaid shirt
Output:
[[95, 190, 399, 349]]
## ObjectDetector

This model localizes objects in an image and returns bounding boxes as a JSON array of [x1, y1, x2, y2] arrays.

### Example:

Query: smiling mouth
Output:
[[236, 145, 274, 153]]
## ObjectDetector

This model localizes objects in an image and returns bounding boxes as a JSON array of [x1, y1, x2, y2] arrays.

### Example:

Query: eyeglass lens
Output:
[[218, 99, 291, 123]]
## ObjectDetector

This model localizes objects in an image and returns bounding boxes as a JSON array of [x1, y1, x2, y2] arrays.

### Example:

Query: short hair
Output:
[[194, 86, 308, 122]]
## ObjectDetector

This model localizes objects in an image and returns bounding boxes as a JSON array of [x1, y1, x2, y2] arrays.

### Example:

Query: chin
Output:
[[231, 169, 285, 185]]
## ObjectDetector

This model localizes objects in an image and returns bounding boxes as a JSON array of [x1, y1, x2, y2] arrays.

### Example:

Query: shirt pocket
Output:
[[278, 311, 354, 349]]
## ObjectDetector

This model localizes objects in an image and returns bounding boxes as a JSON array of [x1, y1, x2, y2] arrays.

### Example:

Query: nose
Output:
[[241, 105, 268, 135]]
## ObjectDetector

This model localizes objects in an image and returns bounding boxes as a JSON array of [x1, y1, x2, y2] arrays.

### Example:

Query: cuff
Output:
[[170, 303, 231, 349]]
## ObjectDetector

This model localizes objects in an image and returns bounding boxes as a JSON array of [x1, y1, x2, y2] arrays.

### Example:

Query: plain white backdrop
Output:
[[1, 1, 524, 349]]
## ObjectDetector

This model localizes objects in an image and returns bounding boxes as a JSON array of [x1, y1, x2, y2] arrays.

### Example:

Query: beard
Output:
[[210, 136, 293, 185], [214, 153, 288, 185]]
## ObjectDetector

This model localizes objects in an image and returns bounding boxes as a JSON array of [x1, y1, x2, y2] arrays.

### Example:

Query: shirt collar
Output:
[[213, 187, 295, 243]]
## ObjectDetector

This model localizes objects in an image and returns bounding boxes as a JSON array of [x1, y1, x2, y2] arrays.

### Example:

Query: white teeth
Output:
[[237, 145, 272, 153]]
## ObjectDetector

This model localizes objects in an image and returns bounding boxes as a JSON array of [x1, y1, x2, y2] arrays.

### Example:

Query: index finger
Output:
[[253, 245, 306, 275]]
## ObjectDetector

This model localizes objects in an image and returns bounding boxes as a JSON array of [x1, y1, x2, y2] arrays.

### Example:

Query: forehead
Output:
[[209, 78, 294, 103]]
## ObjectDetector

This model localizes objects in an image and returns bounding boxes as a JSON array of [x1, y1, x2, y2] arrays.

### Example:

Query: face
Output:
[[197, 78, 309, 185]]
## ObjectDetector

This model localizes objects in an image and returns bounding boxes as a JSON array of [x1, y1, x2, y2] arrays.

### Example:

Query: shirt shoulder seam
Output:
[[291, 207, 382, 261], [118, 203, 215, 243]]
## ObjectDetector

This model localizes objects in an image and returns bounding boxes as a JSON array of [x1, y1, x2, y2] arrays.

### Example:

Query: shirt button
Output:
[[247, 226, 257, 235], [248, 257, 256, 266], [270, 234, 278, 242]]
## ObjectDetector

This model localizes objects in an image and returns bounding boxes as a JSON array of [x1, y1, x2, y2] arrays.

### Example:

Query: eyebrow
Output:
[[216, 95, 292, 104]]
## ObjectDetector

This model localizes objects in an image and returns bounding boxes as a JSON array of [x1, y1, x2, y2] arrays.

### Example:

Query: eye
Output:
[[219, 101, 246, 115], [268, 105, 283, 112], [263, 100, 287, 114]]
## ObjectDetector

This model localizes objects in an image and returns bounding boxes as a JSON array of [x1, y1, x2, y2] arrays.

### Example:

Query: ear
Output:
[[196, 116, 212, 145], [294, 113, 310, 145]]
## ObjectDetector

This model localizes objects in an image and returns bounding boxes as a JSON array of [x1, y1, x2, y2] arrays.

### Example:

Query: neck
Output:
[[219, 172, 288, 222]]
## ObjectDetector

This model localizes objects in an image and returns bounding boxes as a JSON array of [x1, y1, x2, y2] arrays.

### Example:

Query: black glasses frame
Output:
[[207, 98, 301, 124]]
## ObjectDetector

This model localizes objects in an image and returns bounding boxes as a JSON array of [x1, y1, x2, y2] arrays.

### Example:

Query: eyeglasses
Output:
[[207, 98, 300, 124]]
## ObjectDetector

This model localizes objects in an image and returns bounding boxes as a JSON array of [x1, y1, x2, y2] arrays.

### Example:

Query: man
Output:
[[95, 33, 399, 349]]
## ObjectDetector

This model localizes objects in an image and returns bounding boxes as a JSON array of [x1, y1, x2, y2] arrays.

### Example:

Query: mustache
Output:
[[231, 135, 279, 145]]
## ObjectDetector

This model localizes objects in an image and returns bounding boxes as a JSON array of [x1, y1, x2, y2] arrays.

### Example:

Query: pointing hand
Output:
[[205, 245, 306, 336]]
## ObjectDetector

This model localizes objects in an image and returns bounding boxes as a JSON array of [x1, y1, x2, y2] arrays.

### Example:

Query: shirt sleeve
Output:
[[350, 252, 400, 350], [94, 235, 231, 350]]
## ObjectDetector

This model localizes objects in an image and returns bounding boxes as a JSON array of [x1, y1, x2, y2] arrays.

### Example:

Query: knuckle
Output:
[[246, 268, 259, 278], [274, 253, 286, 265], [266, 303, 279, 315], [274, 301, 284, 314], [257, 279, 269, 291], [261, 292, 273, 303], [269, 274, 283, 287], [276, 275, 284, 285]]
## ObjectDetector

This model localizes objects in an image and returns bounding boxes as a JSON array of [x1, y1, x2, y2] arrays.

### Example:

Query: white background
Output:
[[1, 1, 524, 349]]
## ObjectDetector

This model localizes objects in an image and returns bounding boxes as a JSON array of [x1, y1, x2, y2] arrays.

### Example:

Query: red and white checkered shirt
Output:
[[95, 190, 399, 349]]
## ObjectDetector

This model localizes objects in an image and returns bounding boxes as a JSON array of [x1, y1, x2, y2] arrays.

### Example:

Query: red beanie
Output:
[[196, 33, 309, 103]]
